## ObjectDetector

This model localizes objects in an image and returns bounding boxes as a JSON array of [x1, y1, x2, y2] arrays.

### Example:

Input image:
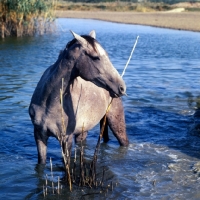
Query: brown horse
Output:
[[29, 30, 129, 164]]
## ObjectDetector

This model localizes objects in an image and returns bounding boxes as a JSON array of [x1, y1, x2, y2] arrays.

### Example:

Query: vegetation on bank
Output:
[[56, 1, 172, 12], [56, 1, 200, 12], [0, 0, 56, 38], [1, 0, 199, 38]]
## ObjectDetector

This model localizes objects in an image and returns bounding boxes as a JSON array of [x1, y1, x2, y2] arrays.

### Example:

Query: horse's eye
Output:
[[92, 56, 100, 60], [85, 51, 100, 60]]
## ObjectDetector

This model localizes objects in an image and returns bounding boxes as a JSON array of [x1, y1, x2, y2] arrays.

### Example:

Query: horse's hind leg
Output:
[[100, 117, 109, 143], [106, 98, 129, 146]]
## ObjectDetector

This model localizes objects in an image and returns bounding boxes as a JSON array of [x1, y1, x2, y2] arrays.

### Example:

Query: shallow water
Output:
[[1, 18, 200, 199]]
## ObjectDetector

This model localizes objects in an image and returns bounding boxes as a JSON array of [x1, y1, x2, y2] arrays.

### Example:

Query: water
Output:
[[1, 18, 200, 199]]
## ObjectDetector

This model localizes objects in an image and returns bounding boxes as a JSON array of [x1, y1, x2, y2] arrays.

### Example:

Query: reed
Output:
[[0, 0, 56, 38]]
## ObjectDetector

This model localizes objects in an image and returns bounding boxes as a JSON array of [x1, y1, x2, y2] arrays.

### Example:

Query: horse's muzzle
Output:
[[119, 85, 126, 96], [110, 84, 126, 98]]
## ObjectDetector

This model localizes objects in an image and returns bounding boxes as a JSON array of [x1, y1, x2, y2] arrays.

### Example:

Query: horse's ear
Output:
[[89, 30, 96, 39], [70, 30, 87, 46]]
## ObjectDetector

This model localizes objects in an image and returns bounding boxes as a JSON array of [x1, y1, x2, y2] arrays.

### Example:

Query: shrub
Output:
[[0, 0, 55, 38]]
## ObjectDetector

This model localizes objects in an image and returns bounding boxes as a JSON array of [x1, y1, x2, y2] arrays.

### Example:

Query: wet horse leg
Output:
[[61, 134, 74, 152], [60, 134, 74, 166], [34, 126, 48, 164], [100, 117, 109, 143], [106, 98, 129, 146]]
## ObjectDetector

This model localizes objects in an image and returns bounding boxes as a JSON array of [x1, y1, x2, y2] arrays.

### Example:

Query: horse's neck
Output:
[[41, 56, 77, 106]]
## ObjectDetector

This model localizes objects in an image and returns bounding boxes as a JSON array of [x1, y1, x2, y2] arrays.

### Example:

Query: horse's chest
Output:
[[69, 77, 110, 133]]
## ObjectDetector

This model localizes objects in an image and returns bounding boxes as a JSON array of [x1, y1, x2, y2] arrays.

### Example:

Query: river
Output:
[[0, 18, 200, 199]]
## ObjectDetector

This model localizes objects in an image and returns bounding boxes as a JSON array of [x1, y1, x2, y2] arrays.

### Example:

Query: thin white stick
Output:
[[45, 174, 48, 195], [74, 147, 76, 162], [121, 35, 139, 78], [50, 158, 55, 194], [57, 21, 68, 32], [58, 176, 60, 194], [43, 185, 45, 197], [50, 157, 53, 177], [52, 181, 55, 194]]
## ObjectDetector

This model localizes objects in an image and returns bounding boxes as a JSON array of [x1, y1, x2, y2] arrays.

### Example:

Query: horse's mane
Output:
[[66, 35, 97, 52], [57, 35, 98, 60]]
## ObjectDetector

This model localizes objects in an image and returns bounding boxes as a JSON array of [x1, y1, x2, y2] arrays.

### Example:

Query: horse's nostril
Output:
[[119, 85, 124, 93]]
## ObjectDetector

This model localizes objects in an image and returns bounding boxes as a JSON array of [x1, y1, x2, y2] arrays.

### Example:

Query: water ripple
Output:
[[0, 19, 200, 199]]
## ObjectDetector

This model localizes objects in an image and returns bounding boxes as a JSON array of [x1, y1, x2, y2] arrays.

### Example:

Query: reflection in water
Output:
[[1, 18, 200, 199]]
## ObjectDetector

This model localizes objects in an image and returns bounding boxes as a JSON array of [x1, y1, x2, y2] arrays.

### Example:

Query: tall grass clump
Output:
[[0, 0, 56, 38]]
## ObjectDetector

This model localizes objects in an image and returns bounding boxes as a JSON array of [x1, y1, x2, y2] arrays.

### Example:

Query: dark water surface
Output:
[[1, 18, 200, 199]]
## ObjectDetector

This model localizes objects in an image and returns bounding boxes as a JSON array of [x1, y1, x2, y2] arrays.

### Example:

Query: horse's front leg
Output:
[[34, 126, 48, 164], [106, 98, 129, 146]]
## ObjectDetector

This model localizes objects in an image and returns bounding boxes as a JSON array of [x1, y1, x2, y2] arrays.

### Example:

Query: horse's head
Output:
[[67, 30, 126, 97]]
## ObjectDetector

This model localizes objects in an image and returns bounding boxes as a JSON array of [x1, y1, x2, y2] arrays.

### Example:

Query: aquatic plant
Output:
[[0, 0, 56, 38]]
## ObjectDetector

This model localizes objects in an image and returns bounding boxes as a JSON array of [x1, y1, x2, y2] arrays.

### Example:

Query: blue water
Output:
[[1, 18, 200, 199]]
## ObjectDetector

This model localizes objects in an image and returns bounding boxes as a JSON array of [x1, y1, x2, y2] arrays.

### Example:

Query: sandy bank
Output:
[[55, 11, 200, 32]]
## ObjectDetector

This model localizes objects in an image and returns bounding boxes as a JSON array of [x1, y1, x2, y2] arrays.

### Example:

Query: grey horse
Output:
[[29, 30, 129, 164]]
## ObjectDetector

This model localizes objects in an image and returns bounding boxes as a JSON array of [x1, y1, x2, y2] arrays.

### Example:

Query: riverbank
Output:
[[55, 11, 200, 32]]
